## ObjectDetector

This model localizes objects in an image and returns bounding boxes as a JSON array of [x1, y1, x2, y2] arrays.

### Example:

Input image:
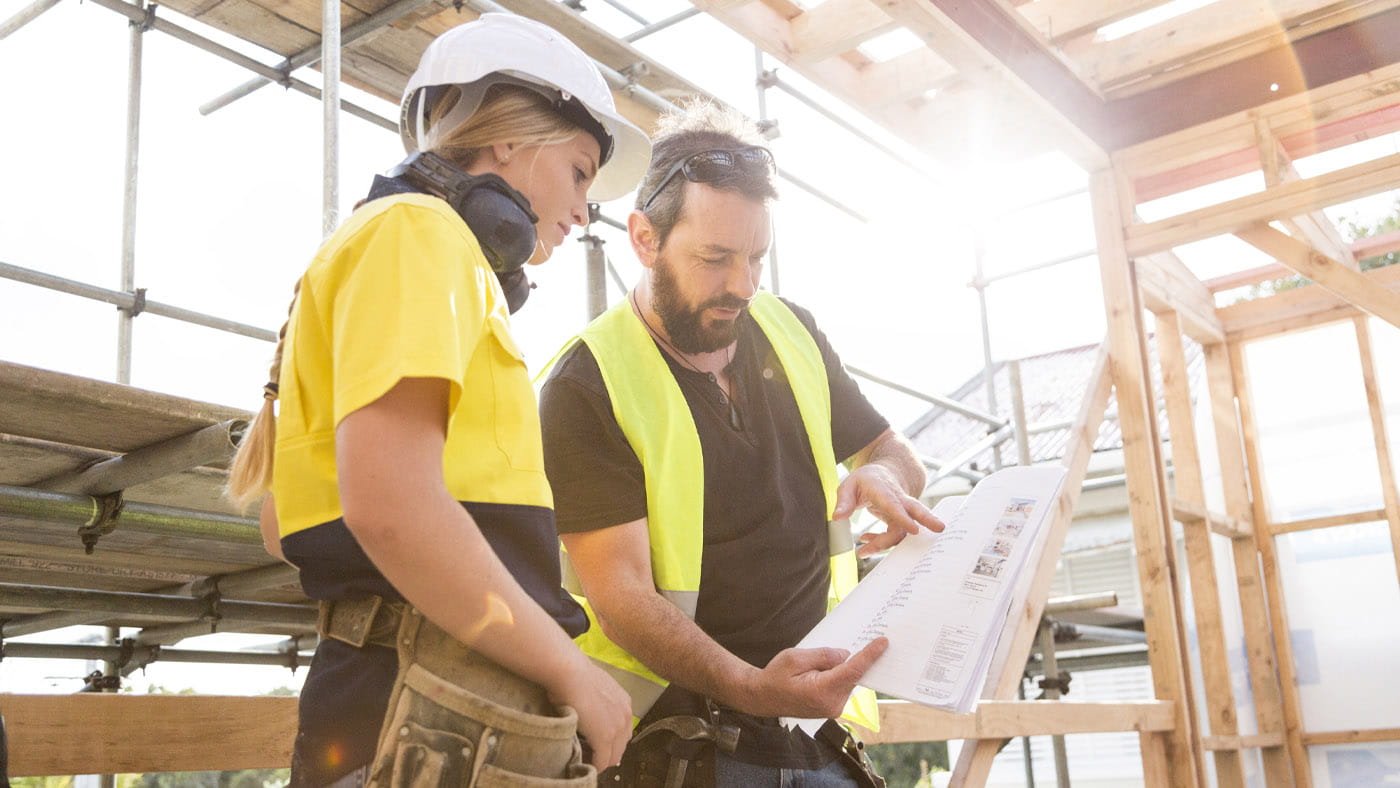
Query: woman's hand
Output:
[[547, 655, 633, 772]]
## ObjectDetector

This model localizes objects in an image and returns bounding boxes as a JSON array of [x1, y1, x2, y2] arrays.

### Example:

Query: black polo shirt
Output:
[[539, 298, 887, 768]]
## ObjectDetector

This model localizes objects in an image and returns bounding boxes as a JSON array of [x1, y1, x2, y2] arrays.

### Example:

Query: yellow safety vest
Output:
[[559, 291, 878, 730]]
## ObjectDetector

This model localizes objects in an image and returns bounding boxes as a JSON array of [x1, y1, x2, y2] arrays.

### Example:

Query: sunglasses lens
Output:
[[684, 147, 773, 182]]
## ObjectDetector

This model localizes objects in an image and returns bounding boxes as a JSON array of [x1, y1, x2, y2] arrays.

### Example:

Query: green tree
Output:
[[865, 740, 949, 787]]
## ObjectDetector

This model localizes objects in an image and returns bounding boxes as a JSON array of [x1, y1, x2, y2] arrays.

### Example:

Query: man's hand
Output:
[[834, 464, 944, 556], [740, 637, 889, 719]]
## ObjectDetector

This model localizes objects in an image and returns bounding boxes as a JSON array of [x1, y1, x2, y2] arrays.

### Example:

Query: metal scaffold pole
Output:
[[116, 0, 148, 385], [322, 0, 341, 236]]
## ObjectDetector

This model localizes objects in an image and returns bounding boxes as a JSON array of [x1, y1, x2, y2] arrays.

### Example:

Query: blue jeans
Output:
[[714, 751, 861, 788]]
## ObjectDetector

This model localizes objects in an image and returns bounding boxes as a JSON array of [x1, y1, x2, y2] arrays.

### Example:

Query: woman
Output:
[[226, 14, 649, 787]]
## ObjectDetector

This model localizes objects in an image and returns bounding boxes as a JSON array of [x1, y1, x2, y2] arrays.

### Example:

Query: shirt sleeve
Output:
[[328, 202, 492, 427], [778, 298, 890, 464], [539, 345, 650, 534]]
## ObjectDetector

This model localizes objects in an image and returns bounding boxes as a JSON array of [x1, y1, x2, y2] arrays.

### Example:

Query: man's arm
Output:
[[834, 428, 944, 556], [562, 520, 886, 720]]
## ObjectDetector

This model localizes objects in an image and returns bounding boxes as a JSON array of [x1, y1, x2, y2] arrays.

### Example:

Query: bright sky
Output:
[[2, 0, 1399, 700]]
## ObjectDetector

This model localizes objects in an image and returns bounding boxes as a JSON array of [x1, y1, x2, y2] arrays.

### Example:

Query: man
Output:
[[539, 104, 942, 786]]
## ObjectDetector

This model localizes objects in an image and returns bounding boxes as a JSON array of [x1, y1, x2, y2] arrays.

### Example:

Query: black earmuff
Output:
[[367, 152, 539, 313]]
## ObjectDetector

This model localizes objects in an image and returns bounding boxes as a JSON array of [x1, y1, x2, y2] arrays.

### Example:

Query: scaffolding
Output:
[[3, 0, 1400, 785]]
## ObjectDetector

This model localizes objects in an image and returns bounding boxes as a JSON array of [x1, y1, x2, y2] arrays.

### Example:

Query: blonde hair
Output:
[[225, 84, 585, 510]]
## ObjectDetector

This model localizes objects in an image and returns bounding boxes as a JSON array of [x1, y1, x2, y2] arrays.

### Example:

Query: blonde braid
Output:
[[226, 280, 301, 510]]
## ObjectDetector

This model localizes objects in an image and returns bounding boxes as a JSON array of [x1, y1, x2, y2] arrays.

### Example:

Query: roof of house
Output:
[[903, 338, 1204, 472]]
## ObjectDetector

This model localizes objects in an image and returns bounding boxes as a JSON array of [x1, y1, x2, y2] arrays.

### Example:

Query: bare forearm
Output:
[[593, 591, 759, 711], [350, 490, 583, 691]]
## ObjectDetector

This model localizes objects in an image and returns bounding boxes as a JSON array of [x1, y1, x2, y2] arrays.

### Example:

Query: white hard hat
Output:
[[400, 13, 651, 202]]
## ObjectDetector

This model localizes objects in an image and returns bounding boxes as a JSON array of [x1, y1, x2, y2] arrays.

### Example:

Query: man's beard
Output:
[[652, 255, 749, 354]]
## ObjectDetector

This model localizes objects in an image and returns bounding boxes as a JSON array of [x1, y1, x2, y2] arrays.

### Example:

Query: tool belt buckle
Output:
[[317, 596, 384, 649]]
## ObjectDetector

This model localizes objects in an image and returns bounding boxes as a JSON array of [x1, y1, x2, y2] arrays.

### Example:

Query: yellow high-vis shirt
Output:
[[270, 192, 581, 634]]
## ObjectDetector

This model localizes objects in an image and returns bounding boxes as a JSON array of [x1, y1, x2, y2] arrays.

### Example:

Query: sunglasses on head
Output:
[[639, 146, 776, 212]]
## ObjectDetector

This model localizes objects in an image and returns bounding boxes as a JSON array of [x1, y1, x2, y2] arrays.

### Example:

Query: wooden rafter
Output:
[[1017, 0, 1176, 44], [1107, 6, 1400, 149], [790, 0, 899, 64], [1135, 251, 1226, 344], [1234, 224, 1400, 329], [1254, 116, 1359, 267], [880, 0, 1109, 168], [1126, 150, 1400, 258], [1217, 262, 1400, 340], [1079, 0, 1400, 95]]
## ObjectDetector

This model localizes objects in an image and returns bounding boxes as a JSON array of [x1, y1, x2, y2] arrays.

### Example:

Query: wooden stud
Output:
[[1126, 151, 1400, 259], [1156, 311, 1248, 788], [1202, 342, 1299, 787], [2, 693, 297, 776], [1226, 340, 1314, 786], [1270, 507, 1390, 536], [1140, 730, 1174, 788], [1352, 317, 1400, 588], [1090, 168, 1204, 788], [950, 344, 1115, 783]]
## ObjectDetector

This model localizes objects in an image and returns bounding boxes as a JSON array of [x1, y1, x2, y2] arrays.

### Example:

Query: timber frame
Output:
[[4, 0, 1400, 785]]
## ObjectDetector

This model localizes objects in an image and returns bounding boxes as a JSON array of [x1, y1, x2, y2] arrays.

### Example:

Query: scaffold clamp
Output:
[[79, 492, 125, 555]]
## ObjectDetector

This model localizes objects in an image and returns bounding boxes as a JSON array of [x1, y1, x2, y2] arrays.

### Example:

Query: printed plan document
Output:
[[782, 465, 1067, 735]]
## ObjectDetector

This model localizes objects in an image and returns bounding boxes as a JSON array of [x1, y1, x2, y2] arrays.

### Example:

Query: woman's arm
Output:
[[336, 376, 631, 769]]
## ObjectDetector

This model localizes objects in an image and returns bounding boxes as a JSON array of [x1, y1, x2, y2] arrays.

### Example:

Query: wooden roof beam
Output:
[[1234, 224, 1400, 330], [1118, 58, 1400, 200], [790, 0, 899, 64], [1217, 262, 1400, 339], [1126, 150, 1400, 258], [1017, 0, 1176, 43], [1136, 252, 1226, 345], [1081, 0, 1400, 95], [687, 0, 976, 160], [1106, 6, 1400, 150], [875, 0, 1109, 169], [860, 47, 957, 108]]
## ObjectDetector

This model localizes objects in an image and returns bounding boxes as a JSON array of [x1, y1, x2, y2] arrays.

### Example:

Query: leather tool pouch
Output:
[[321, 598, 595, 787]]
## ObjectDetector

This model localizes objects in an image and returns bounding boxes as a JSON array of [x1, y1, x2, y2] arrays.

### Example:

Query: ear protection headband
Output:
[[388, 151, 540, 274]]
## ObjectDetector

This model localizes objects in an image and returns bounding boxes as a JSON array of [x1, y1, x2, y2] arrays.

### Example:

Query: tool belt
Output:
[[601, 699, 884, 788], [317, 596, 595, 787]]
